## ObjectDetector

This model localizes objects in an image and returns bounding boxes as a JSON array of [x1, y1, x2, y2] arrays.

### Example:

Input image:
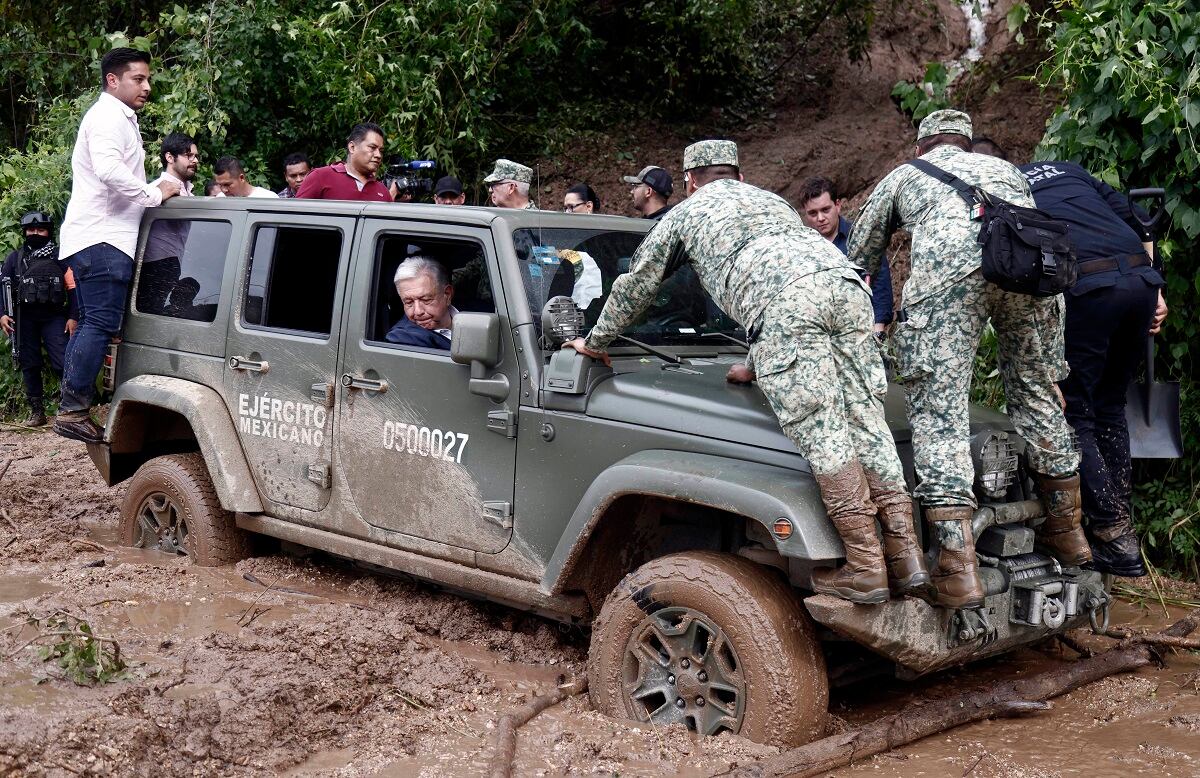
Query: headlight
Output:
[[971, 430, 1017, 500]]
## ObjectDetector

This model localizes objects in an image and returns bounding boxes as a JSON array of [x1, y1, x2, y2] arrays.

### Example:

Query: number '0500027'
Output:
[[382, 421, 469, 464]]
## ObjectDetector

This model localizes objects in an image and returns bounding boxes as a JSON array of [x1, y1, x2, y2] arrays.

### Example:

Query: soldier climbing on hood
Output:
[[564, 139, 931, 605]]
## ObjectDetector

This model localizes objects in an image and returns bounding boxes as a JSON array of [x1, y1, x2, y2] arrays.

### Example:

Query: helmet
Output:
[[19, 211, 53, 231]]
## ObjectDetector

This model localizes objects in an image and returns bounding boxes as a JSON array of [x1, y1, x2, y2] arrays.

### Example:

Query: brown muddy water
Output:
[[2, 428, 1199, 776]]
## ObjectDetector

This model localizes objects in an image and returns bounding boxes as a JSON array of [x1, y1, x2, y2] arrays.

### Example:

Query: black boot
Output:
[[23, 398, 47, 427], [1088, 517, 1146, 577]]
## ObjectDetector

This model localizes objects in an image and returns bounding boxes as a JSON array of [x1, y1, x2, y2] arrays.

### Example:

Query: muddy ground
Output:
[[2, 429, 1199, 777]]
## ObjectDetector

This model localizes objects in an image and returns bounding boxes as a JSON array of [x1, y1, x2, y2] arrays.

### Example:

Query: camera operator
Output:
[[296, 123, 393, 202]]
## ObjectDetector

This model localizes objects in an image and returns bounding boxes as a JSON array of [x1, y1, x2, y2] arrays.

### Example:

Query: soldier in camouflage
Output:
[[483, 159, 539, 210], [848, 109, 1088, 610], [564, 140, 930, 604]]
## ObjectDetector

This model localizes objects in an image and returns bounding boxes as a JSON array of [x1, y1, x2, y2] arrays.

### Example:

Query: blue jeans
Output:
[[61, 243, 132, 413]]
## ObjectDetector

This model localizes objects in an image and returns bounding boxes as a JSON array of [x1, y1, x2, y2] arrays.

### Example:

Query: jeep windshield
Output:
[[512, 226, 746, 349]]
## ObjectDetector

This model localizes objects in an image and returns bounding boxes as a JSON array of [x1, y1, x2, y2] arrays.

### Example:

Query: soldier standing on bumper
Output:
[[565, 140, 929, 604], [0, 212, 78, 426], [849, 110, 1086, 609]]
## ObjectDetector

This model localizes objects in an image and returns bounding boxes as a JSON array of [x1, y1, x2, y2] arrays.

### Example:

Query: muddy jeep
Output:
[[86, 197, 1110, 747]]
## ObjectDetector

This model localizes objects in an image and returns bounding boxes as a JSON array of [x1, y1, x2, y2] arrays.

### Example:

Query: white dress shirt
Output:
[[60, 92, 162, 260], [151, 171, 193, 196]]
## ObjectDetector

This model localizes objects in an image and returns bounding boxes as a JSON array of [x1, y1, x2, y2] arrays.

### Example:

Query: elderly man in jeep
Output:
[[386, 256, 457, 349]]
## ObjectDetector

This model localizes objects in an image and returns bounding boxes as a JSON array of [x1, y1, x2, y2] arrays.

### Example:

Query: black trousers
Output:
[[16, 311, 68, 403], [1059, 273, 1159, 528]]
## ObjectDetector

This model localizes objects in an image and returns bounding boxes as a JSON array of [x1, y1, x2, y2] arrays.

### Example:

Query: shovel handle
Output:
[[1128, 188, 1167, 237]]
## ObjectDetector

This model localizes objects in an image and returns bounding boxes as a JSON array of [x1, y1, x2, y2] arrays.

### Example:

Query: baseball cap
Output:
[[435, 175, 464, 196], [683, 140, 739, 171], [622, 165, 673, 197], [917, 109, 973, 141], [483, 159, 533, 185]]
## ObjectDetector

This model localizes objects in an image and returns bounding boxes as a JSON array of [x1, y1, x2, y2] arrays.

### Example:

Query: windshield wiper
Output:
[[698, 331, 749, 349], [614, 334, 682, 365]]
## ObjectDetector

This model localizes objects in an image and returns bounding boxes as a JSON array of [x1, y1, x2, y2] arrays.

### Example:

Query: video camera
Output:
[[382, 157, 437, 198]]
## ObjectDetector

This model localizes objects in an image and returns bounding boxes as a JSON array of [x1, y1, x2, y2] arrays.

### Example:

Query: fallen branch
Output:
[[70, 538, 106, 553], [725, 608, 1200, 778], [1100, 629, 1200, 651], [489, 676, 588, 778]]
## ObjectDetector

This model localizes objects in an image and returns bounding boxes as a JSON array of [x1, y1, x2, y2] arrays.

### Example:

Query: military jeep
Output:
[[86, 197, 1110, 747]]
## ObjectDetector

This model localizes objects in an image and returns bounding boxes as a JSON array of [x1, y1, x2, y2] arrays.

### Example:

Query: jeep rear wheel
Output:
[[587, 550, 828, 747], [120, 453, 249, 567]]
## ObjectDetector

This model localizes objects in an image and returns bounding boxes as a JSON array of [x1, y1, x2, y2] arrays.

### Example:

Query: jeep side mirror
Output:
[[451, 312, 510, 401]]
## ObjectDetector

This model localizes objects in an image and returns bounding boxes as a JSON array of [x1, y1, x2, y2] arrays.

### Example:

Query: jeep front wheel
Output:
[[120, 453, 249, 567], [587, 550, 828, 747]]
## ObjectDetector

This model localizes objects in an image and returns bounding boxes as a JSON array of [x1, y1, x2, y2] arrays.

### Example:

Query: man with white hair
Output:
[[386, 257, 457, 349], [483, 159, 538, 210]]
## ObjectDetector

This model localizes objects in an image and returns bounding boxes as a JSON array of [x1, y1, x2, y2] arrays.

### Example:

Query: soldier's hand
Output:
[[157, 179, 181, 201], [66, 319, 78, 336], [1149, 290, 1168, 335], [1053, 384, 1066, 412], [726, 363, 755, 384], [0, 314, 12, 335], [562, 338, 611, 367]]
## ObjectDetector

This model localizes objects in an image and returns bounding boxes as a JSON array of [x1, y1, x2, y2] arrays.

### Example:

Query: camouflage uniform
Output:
[[848, 118, 1079, 511], [585, 156, 901, 484]]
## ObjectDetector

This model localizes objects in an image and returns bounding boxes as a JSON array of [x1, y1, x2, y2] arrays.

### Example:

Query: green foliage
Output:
[[892, 61, 952, 122], [970, 324, 1006, 411], [19, 611, 131, 686], [1037, 0, 1200, 574]]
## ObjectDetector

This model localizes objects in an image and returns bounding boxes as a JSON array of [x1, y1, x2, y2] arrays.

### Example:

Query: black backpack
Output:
[[908, 159, 1077, 297], [18, 243, 66, 307]]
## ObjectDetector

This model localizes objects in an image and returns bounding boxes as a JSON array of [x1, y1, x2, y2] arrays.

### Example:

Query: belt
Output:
[[1076, 253, 1150, 276]]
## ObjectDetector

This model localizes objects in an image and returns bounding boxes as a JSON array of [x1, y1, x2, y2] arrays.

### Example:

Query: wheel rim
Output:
[[621, 606, 746, 736], [134, 491, 190, 556]]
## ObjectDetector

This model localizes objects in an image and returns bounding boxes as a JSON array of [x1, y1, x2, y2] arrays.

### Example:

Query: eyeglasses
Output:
[[563, 201, 588, 212]]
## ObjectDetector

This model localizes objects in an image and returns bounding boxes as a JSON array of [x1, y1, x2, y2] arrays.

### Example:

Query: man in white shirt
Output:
[[53, 48, 180, 443], [151, 132, 198, 196], [213, 156, 278, 198]]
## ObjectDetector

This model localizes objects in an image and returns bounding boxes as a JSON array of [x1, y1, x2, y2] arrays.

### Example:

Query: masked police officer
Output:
[[0, 212, 78, 426]]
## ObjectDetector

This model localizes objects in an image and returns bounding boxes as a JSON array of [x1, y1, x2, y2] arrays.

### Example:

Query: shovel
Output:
[[1124, 187, 1183, 459]]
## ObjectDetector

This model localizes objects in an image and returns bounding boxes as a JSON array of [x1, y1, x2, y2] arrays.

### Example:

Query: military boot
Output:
[[810, 461, 890, 605], [925, 506, 985, 609], [864, 470, 931, 597], [1034, 473, 1092, 566], [23, 398, 47, 428], [1087, 516, 1145, 577]]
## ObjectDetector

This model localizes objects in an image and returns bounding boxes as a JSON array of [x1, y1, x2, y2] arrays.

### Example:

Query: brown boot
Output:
[[1034, 473, 1092, 566], [925, 506, 985, 609], [810, 462, 890, 605], [864, 470, 931, 597]]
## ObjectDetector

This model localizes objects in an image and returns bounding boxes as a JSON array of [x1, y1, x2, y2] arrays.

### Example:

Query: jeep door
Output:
[[223, 213, 356, 512], [334, 219, 517, 553]]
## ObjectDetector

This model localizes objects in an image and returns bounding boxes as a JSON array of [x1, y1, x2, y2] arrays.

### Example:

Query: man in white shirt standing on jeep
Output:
[[53, 47, 180, 443]]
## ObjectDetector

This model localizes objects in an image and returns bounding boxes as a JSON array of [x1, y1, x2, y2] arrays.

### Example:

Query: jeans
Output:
[[61, 243, 132, 413], [1059, 272, 1160, 528]]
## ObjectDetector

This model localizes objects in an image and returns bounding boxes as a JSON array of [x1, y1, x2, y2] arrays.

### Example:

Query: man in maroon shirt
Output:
[[296, 122, 392, 202]]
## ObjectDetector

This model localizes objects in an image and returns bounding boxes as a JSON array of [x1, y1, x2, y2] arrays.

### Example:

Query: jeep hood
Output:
[[585, 360, 1013, 454]]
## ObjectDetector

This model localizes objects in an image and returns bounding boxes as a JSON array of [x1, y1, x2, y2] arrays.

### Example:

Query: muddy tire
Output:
[[120, 453, 249, 566], [588, 550, 828, 747]]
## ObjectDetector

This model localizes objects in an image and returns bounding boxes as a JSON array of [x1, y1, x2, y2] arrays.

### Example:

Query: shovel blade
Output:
[[1126, 381, 1184, 459]]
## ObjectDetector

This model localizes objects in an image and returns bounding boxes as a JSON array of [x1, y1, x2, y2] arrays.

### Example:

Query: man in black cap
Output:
[[624, 165, 673, 219], [433, 175, 466, 206], [1, 212, 78, 426]]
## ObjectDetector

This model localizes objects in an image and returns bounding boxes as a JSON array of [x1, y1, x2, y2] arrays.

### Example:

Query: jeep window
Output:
[[366, 233, 494, 346], [136, 219, 231, 323], [243, 226, 342, 337], [512, 227, 743, 347]]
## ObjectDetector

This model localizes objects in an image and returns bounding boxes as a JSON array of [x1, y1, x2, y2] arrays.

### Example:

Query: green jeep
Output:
[[86, 197, 1110, 747]]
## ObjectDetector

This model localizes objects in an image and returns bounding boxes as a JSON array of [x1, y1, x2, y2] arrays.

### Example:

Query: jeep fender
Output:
[[541, 450, 841, 594], [100, 375, 263, 513]]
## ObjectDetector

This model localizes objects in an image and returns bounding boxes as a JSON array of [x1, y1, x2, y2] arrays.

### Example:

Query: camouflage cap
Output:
[[483, 158, 533, 185], [682, 140, 739, 171], [916, 109, 973, 141]]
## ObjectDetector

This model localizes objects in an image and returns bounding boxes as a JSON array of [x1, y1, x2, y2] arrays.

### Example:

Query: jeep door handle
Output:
[[340, 374, 388, 393], [228, 355, 269, 373]]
